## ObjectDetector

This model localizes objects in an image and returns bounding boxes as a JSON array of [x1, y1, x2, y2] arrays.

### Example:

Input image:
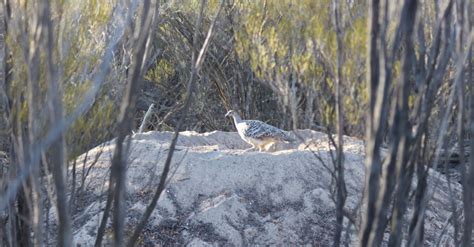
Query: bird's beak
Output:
[[225, 112, 230, 118]]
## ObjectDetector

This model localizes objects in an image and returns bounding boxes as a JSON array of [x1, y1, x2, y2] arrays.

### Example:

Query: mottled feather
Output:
[[240, 120, 294, 142], [225, 110, 295, 152]]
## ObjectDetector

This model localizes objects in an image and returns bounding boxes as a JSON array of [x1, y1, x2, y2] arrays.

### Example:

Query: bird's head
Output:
[[225, 110, 236, 118]]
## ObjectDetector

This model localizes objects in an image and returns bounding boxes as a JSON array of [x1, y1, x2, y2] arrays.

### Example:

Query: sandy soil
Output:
[[57, 130, 460, 246]]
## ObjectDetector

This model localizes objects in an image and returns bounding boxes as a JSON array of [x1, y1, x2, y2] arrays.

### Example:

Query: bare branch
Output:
[[138, 103, 155, 133], [409, 29, 474, 247], [39, 0, 72, 244], [94, 1, 160, 246], [126, 1, 224, 245], [0, 0, 137, 213], [332, 0, 347, 245]]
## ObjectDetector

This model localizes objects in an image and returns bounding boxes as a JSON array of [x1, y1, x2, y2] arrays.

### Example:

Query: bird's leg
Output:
[[244, 145, 256, 152], [263, 142, 274, 152], [250, 144, 262, 152]]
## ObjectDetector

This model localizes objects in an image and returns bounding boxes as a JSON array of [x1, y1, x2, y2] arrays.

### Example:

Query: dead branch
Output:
[[126, 1, 224, 245], [0, 0, 136, 213], [332, 0, 347, 245], [138, 103, 155, 133], [94, 1, 160, 246]]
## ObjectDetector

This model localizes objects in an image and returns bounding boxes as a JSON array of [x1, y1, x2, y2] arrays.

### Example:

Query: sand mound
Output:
[[62, 130, 459, 246]]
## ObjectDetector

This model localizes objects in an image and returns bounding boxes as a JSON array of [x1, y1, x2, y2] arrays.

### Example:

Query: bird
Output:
[[225, 110, 295, 152]]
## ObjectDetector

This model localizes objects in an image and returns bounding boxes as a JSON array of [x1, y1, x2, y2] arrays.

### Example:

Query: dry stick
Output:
[[79, 146, 105, 194], [361, 0, 407, 241], [407, 139, 429, 244], [0, 0, 6, 139], [93, 172, 115, 246], [112, 0, 157, 244], [407, 3, 455, 243], [448, 1, 466, 244], [359, 0, 382, 244], [4, 2, 44, 245], [94, 1, 158, 246], [332, 0, 346, 245], [39, 0, 73, 245], [12, 123, 32, 246], [460, 1, 472, 245], [69, 158, 77, 211], [384, 0, 418, 245], [126, 1, 224, 246], [396, 4, 455, 243], [0, 1, 135, 212], [156, 102, 184, 127], [0, 6, 8, 218], [138, 103, 155, 133], [465, 82, 474, 243], [465, 12, 474, 246], [443, 137, 459, 246], [24, 3, 44, 244], [40, 152, 57, 246], [302, 134, 359, 230], [363, 0, 418, 245], [409, 30, 474, 247]]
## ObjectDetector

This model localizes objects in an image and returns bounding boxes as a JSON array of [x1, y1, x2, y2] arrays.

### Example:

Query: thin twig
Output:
[[126, 1, 224, 246], [138, 103, 155, 133], [0, 0, 137, 213]]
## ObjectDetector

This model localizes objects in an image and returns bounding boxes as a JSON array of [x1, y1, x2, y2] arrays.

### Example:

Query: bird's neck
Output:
[[232, 115, 242, 125]]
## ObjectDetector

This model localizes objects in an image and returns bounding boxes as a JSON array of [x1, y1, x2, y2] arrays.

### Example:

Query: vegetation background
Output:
[[0, 0, 472, 246]]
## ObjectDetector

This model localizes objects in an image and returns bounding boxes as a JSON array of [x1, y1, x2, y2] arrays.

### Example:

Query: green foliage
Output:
[[6, 0, 373, 160], [61, 1, 116, 158], [6, 0, 117, 159], [67, 97, 115, 158], [145, 59, 176, 86], [234, 0, 367, 131]]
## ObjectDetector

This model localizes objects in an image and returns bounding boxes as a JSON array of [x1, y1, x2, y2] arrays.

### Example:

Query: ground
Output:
[[55, 130, 460, 246]]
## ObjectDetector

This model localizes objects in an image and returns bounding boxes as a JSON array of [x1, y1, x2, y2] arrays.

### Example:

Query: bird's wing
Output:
[[242, 120, 289, 140]]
